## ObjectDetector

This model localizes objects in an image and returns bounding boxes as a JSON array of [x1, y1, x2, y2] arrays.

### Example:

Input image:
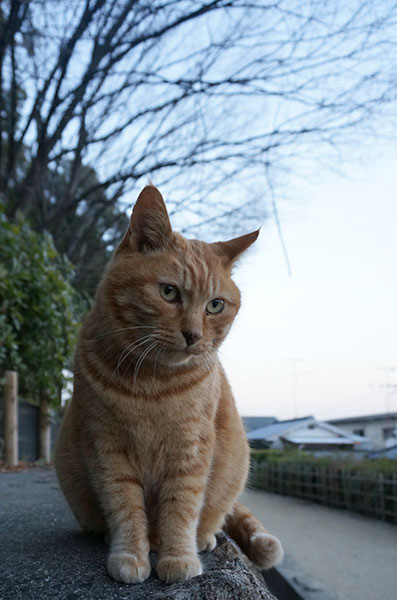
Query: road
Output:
[[242, 487, 397, 600]]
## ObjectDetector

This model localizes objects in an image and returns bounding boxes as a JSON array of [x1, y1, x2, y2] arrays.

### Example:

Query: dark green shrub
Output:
[[0, 203, 85, 405]]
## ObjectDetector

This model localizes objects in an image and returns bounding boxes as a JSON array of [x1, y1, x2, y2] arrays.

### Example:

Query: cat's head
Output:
[[102, 186, 258, 370]]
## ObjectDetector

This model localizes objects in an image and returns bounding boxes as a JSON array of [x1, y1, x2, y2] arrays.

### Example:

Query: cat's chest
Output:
[[95, 364, 220, 481], [120, 383, 218, 480], [126, 415, 200, 471]]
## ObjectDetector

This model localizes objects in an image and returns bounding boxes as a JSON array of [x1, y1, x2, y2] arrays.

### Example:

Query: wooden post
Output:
[[39, 390, 51, 464], [4, 370, 18, 466], [378, 473, 385, 521]]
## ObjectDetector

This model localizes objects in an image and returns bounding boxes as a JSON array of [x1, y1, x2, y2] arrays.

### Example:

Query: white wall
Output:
[[335, 418, 397, 449]]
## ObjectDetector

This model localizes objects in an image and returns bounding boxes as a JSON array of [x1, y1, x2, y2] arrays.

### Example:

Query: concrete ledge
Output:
[[0, 468, 278, 600]]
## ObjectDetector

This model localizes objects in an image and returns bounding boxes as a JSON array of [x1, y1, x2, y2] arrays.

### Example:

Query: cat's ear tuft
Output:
[[212, 229, 260, 265], [119, 186, 172, 253]]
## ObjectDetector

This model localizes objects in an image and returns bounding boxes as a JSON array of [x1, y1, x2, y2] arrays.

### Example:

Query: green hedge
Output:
[[250, 450, 397, 523], [250, 449, 397, 477]]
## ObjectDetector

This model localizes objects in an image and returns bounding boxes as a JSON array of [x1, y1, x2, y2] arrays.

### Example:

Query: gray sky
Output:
[[222, 147, 397, 421]]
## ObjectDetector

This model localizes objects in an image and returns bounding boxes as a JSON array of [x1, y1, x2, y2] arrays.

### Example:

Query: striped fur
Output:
[[55, 186, 283, 584]]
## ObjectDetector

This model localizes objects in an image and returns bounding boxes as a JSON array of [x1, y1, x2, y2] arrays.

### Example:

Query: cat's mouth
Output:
[[167, 345, 205, 358], [159, 343, 211, 364], [185, 346, 206, 356], [142, 335, 215, 368]]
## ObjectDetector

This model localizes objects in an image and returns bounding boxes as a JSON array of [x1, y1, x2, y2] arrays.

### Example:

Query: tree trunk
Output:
[[39, 390, 51, 464], [3, 371, 18, 466]]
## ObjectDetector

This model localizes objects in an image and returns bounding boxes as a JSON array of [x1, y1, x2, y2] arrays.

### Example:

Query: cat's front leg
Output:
[[155, 473, 207, 584], [91, 453, 151, 584]]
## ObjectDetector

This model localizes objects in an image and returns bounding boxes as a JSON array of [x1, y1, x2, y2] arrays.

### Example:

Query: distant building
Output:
[[246, 416, 370, 452], [368, 445, 397, 460], [328, 412, 397, 450], [242, 416, 277, 433]]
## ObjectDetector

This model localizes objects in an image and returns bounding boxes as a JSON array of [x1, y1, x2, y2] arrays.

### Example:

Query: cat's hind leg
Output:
[[196, 450, 247, 553], [57, 461, 106, 534], [55, 420, 106, 534], [196, 494, 233, 553]]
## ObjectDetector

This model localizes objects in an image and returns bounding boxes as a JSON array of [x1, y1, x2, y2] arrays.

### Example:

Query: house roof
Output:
[[369, 445, 397, 459], [246, 416, 314, 441], [247, 416, 369, 445], [329, 412, 397, 425], [282, 436, 355, 446], [242, 416, 278, 433]]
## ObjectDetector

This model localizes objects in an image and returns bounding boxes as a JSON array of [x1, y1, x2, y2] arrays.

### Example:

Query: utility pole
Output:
[[287, 358, 302, 419], [379, 367, 397, 414], [379, 367, 397, 448]]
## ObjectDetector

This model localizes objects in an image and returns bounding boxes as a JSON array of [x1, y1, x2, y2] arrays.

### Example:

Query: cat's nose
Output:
[[182, 330, 202, 346]]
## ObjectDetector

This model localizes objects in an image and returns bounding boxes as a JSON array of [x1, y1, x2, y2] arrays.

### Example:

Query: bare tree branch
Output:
[[0, 0, 396, 295]]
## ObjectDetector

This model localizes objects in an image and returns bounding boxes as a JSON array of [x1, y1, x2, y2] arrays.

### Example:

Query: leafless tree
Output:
[[1, 0, 396, 289]]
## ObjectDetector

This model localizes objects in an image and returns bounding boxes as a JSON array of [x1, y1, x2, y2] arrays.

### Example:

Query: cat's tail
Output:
[[223, 501, 283, 569]]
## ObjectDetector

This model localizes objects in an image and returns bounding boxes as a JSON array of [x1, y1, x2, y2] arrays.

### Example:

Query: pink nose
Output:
[[182, 330, 202, 346]]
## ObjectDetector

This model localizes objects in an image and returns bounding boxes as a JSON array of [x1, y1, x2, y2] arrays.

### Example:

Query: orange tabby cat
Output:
[[55, 185, 283, 584]]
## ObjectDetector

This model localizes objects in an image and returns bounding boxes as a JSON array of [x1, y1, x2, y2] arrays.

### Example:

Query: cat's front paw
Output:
[[107, 552, 151, 584], [156, 554, 202, 584], [197, 532, 217, 552]]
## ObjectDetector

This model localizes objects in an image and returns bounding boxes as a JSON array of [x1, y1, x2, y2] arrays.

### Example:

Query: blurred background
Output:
[[1, 4, 397, 599], [0, 0, 396, 442]]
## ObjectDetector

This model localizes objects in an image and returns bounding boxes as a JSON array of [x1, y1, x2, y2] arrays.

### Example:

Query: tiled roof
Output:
[[329, 412, 397, 425], [246, 416, 313, 440], [242, 416, 277, 433]]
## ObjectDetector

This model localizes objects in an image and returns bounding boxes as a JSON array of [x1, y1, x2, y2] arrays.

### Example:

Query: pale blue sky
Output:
[[222, 150, 397, 421]]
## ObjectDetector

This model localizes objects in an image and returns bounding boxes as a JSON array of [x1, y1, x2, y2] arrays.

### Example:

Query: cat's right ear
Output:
[[118, 185, 172, 253]]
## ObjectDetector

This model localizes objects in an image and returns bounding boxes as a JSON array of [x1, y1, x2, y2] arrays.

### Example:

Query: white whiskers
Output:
[[95, 325, 156, 340], [152, 345, 166, 380], [133, 340, 159, 384], [110, 333, 159, 381]]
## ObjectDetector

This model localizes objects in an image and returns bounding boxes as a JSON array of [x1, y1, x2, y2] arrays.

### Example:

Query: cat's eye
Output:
[[206, 299, 225, 314], [160, 283, 180, 302]]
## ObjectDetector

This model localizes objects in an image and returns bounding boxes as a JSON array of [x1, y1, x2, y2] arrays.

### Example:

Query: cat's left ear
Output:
[[212, 229, 260, 265], [119, 185, 172, 253]]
